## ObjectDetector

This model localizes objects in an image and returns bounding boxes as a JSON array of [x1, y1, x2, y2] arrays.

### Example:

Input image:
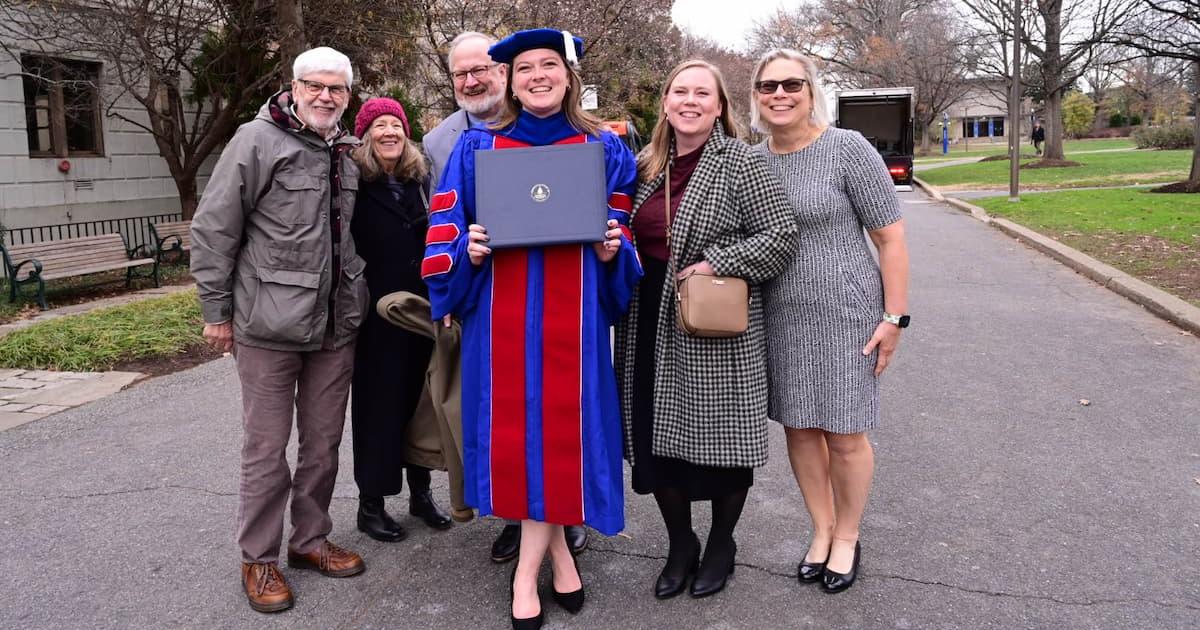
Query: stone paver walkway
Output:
[[0, 369, 143, 432]]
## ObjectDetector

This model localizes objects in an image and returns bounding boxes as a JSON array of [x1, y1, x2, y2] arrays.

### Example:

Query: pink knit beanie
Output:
[[354, 97, 410, 138]]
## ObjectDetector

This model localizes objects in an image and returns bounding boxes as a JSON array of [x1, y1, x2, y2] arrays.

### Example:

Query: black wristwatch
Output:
[[882, 312, 910, 328]]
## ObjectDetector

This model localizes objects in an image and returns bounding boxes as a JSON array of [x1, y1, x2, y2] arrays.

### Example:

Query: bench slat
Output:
[[13, 249, 142, 269], [4, 233, 125, 251], [38, 258, 154, 280]]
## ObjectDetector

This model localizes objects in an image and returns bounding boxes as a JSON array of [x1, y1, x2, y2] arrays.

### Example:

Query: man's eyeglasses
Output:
[[754, 78, 809, 94], [298, 79, 349, 99], [451, 64, 499, 82]]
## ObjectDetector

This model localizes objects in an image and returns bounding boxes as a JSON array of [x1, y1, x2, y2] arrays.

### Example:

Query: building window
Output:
[[21, 55, 104, 157], [962, 116, 1007, 139]]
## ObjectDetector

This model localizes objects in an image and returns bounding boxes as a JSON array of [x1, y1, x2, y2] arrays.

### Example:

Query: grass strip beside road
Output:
[[973, 189, 1200, 305], [915, 138, 1135, 162], [0, 289, 205, 371], [919, 149, 1190, 190]]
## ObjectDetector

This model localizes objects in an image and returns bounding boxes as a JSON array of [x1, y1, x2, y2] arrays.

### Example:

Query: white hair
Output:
[[293, 46, 353, 87], [749, 49, 831, 133], [447, 31, 496, 66]]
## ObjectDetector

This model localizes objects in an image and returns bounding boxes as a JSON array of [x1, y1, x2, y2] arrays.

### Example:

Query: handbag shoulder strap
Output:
[[664, 159, 673, 255]]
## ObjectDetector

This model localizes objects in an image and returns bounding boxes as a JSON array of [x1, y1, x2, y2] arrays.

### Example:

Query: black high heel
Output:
[[550, 551, 585, 614], [654, 531, 700, 599], [689, 539, 736, 598], [510, 565, 544, 630], [820, 541, 861, 594], [798, 541, 831, 583]]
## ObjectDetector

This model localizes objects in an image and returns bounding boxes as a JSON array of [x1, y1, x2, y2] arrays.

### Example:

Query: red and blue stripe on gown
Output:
[[421, 111, 641, 535]]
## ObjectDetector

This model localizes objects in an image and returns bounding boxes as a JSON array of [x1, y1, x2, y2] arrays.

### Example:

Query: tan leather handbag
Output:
[[664, 160, 749, 338]]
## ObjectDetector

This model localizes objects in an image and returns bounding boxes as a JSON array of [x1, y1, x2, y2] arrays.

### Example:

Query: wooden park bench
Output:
[[149, 220, 192, 264], [0, 233, 159, 310]]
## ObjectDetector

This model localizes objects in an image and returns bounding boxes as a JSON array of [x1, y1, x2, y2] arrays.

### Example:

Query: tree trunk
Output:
[[1038, 0, 1066, 161], [1042, 88, 1065, 160], [176, 175, 198, 220], [276, 1, 307, 81], [1190, 60, 1200, 185]]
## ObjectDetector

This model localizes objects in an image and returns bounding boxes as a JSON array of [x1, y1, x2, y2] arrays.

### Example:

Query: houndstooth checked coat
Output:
[[615, 126, 799, 468]]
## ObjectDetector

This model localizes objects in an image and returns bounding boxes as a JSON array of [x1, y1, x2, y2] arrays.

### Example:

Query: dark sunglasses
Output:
[[754, 78, 809, 94]]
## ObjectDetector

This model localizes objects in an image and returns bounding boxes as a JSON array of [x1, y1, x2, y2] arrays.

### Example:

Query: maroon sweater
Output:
[[632, 146, 703, 261]]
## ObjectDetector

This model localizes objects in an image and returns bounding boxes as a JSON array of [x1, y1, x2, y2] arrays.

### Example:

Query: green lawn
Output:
[[973, 189, 1200, 244], [973, 189, 1200, 305], [919, 149, 1190, 189], [0, 289, 205, 371], [0, 262, 192, 324], [916, 137, 1136, 162]]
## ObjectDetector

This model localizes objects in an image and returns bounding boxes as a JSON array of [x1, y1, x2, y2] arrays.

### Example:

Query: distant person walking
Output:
[[191, 46, 368, 613], [1031, 121, 1045, 155], [750, 48, 910, 594]]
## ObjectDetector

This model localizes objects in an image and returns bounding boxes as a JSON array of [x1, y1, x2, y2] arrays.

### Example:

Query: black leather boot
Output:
[[409, 489, 453, 530], [357, 495, 407, 542]]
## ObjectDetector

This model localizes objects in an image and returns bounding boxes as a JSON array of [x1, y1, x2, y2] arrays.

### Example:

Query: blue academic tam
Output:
[[489, 28, 585, 64]]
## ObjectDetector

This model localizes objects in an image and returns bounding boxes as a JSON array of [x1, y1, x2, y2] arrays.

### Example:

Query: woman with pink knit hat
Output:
[[348, 97, 454, 543]]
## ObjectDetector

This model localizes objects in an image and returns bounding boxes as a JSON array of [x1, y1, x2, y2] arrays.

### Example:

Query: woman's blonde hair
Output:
[[749, 49, 831, 133], [490, 49, 602, 136], [638, 59, 741, 182], [351, 128, 427, 182]]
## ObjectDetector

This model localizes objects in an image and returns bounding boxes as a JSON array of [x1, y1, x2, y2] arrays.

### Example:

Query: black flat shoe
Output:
[[357, 496, 407, 543], [492, 524, 521, 563], [551, 552, 585, 614], [689, 539, 736, 598], [565, 525, 589, 556], [654, 532, 700, 600], [820, 541, 861, 594], [798, 542, 831, 583], [511, 565, 544, 630], [409, 489, 453, 530]]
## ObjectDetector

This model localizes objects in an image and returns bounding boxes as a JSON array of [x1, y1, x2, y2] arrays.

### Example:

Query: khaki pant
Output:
[[234, 339, 355, 563]]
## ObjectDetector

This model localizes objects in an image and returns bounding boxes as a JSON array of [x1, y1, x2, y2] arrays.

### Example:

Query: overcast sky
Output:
[[671, 0, 790, 50]]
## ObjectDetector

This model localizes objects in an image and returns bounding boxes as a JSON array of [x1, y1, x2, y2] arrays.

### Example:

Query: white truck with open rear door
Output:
[[835, 87, 914, 191]]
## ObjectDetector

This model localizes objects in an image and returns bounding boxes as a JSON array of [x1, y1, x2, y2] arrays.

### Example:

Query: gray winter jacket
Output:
[[190, 93, 368, 351]]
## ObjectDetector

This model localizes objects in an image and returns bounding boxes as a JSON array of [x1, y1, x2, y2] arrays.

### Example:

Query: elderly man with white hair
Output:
[[190, 46, 369, 613]]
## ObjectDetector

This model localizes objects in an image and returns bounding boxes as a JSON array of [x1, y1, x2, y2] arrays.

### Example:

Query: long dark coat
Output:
[[350, 175, 432, 497], [614, 126, 799, 469]]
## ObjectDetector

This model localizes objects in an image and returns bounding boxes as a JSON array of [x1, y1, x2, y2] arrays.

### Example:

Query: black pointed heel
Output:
[[820, 541, 861, 594], [689, 539, 736, 598], [551, 552, 585, 614], [510, 565, 544, 629], [654, 532, 701, 599]]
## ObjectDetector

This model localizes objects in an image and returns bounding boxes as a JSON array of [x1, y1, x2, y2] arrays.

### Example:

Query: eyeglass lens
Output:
[[756, 79, 808, 94]]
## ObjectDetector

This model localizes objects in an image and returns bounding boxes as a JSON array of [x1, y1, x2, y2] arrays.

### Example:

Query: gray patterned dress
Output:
[[757, 127, 902, 433]]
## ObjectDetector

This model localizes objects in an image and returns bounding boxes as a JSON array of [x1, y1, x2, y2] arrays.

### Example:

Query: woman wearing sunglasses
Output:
[[750, 49, 910, 594]]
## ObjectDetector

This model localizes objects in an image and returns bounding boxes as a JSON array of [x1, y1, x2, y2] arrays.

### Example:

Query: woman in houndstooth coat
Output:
[[614, 59, 798, 600]]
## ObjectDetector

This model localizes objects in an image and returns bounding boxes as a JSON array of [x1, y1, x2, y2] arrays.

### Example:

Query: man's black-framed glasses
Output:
[[452, 64, 499, 82], [298, 79, 349, 98], [754, 78, 809, 94]]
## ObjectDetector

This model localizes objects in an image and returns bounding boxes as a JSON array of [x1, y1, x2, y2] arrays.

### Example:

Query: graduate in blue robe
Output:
[[421, 28, 640, 627]]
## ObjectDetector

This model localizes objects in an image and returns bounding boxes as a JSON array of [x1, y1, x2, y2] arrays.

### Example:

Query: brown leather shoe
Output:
[[287, 540, 365, 578], [241, 562, 293, 613]]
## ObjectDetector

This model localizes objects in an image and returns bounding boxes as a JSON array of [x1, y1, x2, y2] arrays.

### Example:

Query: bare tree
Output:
[[0, 0, 281, 219], [749, 0, 974, 153], [1114, 0, 1200, 190], [961, 0, 1137, 161]]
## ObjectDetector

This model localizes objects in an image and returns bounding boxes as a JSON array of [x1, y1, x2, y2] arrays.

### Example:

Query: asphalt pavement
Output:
[[1, 191, 1198, 629]]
